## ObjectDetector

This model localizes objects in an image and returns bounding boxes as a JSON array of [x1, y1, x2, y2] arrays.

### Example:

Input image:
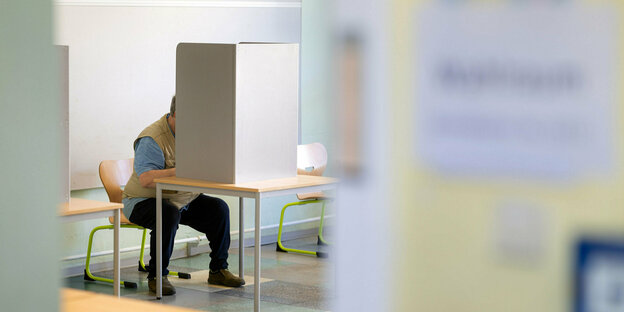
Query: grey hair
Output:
[[170, 96, 176, 115]]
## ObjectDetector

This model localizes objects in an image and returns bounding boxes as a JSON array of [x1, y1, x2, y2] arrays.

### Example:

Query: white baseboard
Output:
[[62, 223, 322, 278], [62, 215, 331, 261]]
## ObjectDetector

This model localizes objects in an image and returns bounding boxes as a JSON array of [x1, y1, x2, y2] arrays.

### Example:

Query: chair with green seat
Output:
[[276, 143, 331, 257], [83, 159, 191, 288]]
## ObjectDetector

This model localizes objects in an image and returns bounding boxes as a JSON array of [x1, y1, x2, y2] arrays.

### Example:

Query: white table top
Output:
[[154, 174, 338, 193], [58, 198, 123, 217]]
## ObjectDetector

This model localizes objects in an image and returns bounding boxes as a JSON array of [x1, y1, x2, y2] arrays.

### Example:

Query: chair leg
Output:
[[276, 202, 291, 253], [138, 228, 148, 272], [317, 200, 331, 246], [83, 225, 137, 288], [169, 271, 192, 279], [84, 223, 192, 286], [136, 228, 191, 279], [276, 200, 325, 257]]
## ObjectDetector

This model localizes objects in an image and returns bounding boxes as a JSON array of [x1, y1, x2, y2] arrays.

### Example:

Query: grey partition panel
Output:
[[58, 45, 70, 203], [176, 43, 236, 183]]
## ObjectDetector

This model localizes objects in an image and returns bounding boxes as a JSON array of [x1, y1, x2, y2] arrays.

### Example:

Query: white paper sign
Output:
[[415, 4, 618, 179]]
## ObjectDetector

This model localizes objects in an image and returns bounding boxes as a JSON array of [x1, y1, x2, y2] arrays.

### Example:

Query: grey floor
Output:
[[64, 236, 334, 311]]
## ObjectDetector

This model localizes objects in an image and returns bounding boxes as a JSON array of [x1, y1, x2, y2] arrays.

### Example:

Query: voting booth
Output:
[[176, 42, 299, 184]]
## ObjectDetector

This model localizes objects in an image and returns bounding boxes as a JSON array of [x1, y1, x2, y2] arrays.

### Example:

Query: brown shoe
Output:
[[208, 269, 245, 287], [148, 276, 176, 295]]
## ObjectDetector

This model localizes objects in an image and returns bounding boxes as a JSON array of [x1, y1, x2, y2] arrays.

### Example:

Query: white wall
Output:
[[54, 1, 301, 189], [300, 0, 333, 149]]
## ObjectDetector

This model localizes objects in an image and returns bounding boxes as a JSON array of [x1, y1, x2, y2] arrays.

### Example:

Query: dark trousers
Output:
[[129, 194, 230, 278]]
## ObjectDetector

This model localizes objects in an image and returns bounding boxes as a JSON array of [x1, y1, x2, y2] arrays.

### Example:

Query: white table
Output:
[[59, 198, 123, 297], [154, 175, 338, 311]]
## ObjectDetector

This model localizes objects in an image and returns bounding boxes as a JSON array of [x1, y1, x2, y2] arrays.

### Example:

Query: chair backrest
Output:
[[296, 143, 328, 200], [98, 159, 134, 204], [297, 143, 327, 177]]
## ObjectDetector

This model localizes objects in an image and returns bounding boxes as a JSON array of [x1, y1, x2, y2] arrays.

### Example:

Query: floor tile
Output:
[[170, 270, 272, 293], [215, 280, 326, 308], [63, 236, 334, 311]]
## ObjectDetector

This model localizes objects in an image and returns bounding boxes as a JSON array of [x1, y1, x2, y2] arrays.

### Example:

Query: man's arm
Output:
[[134, 137, 174, 189], [138, 167, 176, 188]]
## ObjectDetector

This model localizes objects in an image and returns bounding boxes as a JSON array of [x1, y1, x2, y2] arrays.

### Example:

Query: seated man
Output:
[[122, 95, 245, 295]]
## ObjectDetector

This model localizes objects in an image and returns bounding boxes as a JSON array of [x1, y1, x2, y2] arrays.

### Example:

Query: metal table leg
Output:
[[156, 184, 162, 299], [239, 197, 244, 279]]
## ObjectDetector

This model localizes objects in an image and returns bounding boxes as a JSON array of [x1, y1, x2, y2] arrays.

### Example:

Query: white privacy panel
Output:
[[176, 43, 298, 184]]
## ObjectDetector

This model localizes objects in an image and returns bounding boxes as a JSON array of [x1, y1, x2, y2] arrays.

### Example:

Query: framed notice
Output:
[[415, 5, 618, 180]]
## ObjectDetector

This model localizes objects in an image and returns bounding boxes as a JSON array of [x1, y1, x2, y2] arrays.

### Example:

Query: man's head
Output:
[[170, 95, 176, 116], [168, 95, 176, 134]]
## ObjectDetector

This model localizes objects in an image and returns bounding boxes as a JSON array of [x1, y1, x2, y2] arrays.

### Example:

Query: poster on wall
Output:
[[414, 4, 618, 180]]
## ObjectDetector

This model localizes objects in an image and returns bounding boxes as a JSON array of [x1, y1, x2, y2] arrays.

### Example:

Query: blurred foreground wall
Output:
[[333, 0, 624, 311], [0, 0, 62, 311], [390, 1, 624, 311]]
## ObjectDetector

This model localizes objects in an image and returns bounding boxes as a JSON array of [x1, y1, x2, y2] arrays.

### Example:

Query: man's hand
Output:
[[138, 168, 176, 188]]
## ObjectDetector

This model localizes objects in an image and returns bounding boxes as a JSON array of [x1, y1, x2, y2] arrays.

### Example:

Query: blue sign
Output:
[[576, 238, 624, 312]]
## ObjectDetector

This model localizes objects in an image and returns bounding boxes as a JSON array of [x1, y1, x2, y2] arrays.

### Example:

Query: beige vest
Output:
[[122, 114, 198, 208]]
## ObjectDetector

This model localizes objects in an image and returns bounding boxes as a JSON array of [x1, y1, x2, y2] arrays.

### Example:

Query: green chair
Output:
[[276, 143, 331, 257], [83, 159, 190, 288]]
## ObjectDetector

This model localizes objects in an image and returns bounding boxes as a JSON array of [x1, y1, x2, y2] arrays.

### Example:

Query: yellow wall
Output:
[[390, 1, 624, 311]]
